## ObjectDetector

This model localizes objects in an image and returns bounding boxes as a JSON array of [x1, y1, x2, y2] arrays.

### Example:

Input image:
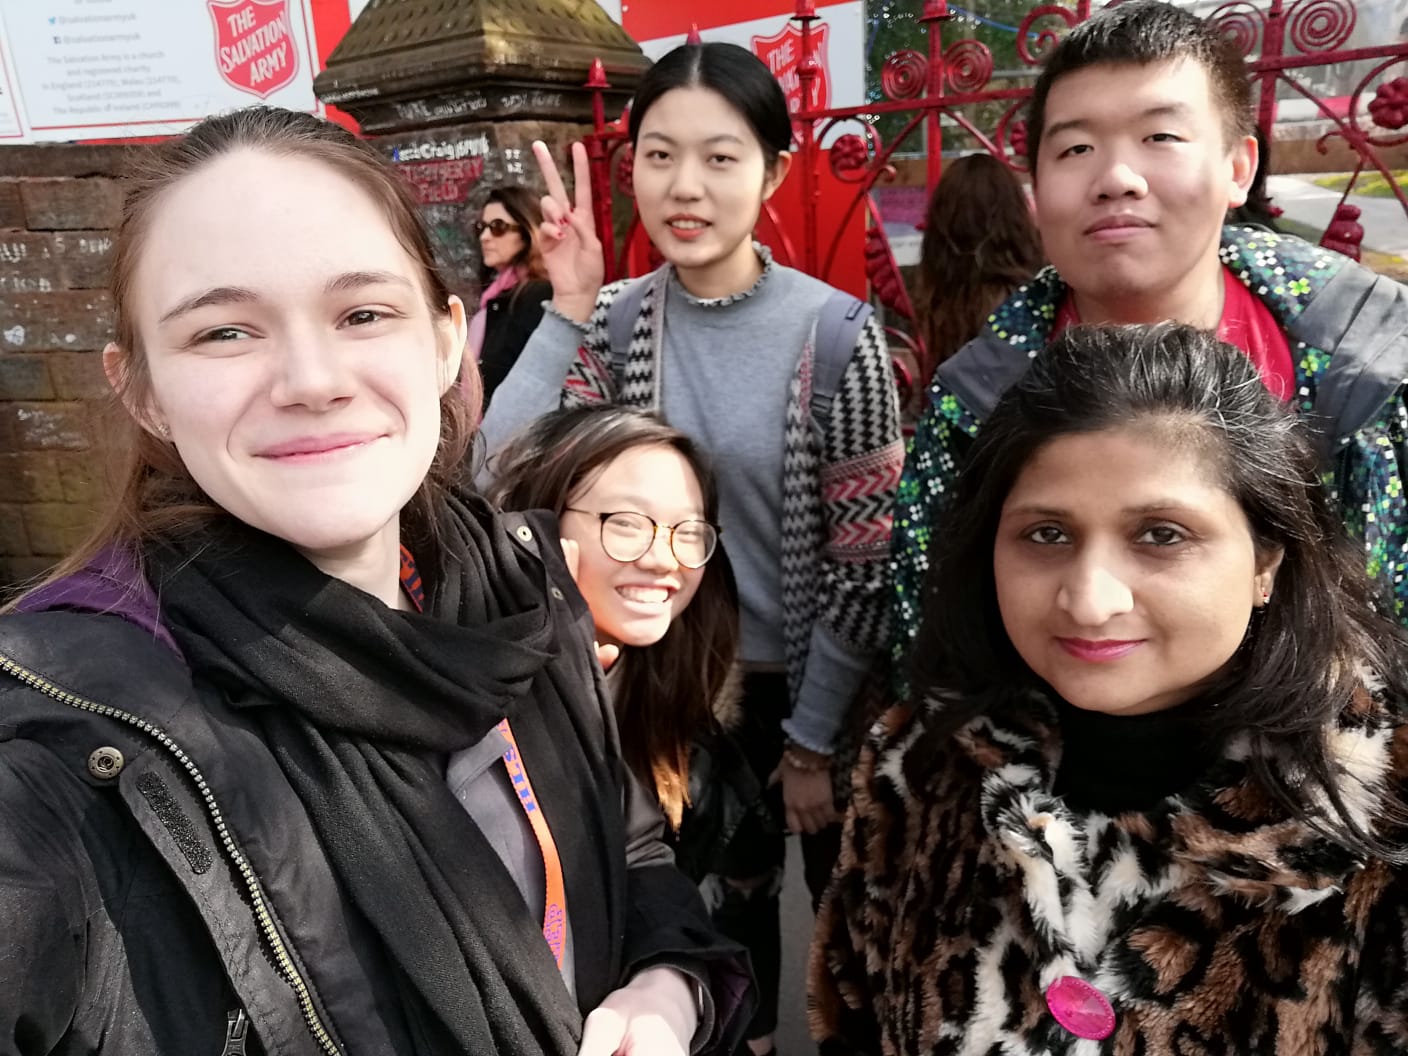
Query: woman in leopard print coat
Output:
[[811, 324, 1408, 1055]]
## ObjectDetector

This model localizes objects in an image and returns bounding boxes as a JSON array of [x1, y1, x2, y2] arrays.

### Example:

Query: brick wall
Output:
[[1, 144, 135, 593]]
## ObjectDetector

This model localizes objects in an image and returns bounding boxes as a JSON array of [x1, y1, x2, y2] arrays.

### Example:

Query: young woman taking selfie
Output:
[[0, 106, 750, 1056]]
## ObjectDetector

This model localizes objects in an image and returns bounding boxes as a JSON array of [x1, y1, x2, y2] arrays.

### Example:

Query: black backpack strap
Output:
[[605, 274, 655, 386], [810, 291, 874, 439], [1294, 267, 1408, 461]]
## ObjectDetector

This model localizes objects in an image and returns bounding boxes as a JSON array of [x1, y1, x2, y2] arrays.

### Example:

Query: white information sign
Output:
[[0, 0, 366, 143]]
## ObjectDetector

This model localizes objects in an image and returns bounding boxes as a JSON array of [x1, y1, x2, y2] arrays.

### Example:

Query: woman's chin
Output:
[[247, 508, 401, 569], [604, 618, 671, 650]]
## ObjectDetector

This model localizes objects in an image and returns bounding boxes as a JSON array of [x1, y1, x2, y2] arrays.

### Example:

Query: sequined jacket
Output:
[[890, 228, 1408, 675]]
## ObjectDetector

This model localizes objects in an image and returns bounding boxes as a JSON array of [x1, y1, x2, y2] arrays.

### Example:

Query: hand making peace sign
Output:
[[532, 140, 605, 324]]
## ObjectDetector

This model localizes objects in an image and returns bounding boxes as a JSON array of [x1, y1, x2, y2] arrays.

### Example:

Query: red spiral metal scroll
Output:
[[1285, 0, 1355, 55], [882, 49, 930, 102], [1016, 4, 1081, 67], [1209, 1, 1265, 58], [943, 39, 994, 94]]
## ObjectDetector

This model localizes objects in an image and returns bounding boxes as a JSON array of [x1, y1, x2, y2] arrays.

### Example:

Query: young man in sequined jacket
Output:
[[891, 0, 1408, 674]]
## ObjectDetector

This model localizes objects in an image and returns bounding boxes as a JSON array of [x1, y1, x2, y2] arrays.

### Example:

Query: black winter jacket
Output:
[[479, 280, 551, 410], [0, 520, 751, 1055]]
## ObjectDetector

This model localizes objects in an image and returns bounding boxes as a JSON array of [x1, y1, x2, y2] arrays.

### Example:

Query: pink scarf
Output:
[[466, 267, 523, 363]]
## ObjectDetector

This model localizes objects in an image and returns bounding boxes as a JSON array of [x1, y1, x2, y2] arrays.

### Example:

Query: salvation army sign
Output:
[[0, 0, 355, 142], [750, 22, 830, 114], [609, 0, 862, 131], [209, 0, 300, 100]]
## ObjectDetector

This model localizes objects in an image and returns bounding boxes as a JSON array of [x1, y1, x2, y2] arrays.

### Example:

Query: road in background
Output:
[[775, 835, 816, 1054], [1267, 174, 1408, 260]]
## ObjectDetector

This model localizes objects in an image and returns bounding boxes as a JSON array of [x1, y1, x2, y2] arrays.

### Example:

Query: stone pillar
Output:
[[314, 0, 649, 304]]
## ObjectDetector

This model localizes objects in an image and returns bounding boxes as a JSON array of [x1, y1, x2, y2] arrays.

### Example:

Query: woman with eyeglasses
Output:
[[490, 406, 777, 887], [470, 186, 551, 410]]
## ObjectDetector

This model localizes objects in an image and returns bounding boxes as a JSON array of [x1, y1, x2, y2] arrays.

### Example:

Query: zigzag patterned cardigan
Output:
[[557, 260, 904, 734]]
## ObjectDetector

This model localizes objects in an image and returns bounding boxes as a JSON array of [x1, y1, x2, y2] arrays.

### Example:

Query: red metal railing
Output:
[[585, 0, 1408, 377]]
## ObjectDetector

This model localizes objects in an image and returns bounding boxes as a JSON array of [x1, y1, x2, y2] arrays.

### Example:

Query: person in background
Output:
[[814, 323, 1408, 1054], [470, 185, 552, 410], [482, 42, 905, 1056], [914, 152, 1042, 390], [889, 0, 1408, 682], [0, 106, 751, 1056], [490, 405, 773, 887]]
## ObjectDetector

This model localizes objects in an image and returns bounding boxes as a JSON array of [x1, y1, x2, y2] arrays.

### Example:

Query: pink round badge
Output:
[[1045, 975, 1116, 1040]]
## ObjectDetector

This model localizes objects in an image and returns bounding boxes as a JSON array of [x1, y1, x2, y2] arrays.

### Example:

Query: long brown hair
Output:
[[915, 153, 1042, 384], [19, 106, 476, 598], [488, 406, 739, 829], [482, 185, 547, 287]]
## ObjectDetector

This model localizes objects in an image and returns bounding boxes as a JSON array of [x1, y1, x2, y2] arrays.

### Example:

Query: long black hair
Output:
[[912, 322, 1408, 859], [916, 153, 1042, 385], [628, 42, 792, 167]]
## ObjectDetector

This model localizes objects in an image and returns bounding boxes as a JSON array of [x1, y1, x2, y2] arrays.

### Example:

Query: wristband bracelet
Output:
[[541, 300, 591, 331], [781, 742, 832, 773]]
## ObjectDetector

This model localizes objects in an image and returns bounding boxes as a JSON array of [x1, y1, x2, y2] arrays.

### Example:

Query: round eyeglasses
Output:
[[564, 509, 720, 569], [474, 218, 522, 237]]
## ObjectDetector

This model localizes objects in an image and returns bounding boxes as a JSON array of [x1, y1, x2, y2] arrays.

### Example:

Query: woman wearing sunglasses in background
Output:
[[470, 186, 551, 411], [490, 406, 775, 890]]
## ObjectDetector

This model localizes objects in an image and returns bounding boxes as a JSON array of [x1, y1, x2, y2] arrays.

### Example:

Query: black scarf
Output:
[[145, 491, 599, 1056]]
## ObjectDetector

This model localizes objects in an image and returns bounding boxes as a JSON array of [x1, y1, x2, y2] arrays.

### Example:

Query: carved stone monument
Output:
[[314, 0, 649, 298]]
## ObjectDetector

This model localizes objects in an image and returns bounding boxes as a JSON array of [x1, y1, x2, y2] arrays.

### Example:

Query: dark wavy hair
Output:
[[479, 185, 546, 286], [916, 153, 1043, 386], [912, 323, 1408, 860], [487, 405, 739, 829], [1027, 0, 1255, 174]]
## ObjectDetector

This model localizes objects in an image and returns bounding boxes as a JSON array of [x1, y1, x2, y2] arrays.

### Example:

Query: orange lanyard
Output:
[[496, 718, 569, 968], [399, 547, 568, 968]]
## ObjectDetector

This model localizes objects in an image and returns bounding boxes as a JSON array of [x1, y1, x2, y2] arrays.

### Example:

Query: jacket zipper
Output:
[[222, 1009, 250, 1056], [0, 653, 341, 1056]]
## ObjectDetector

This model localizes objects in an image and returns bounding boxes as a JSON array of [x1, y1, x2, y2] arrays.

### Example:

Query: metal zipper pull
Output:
[[220, 1009, 249, 1056]]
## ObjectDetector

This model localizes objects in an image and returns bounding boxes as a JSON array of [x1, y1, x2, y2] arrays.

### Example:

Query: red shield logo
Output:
[[750, 21, 831, 115], [208, 0, 299, 100]]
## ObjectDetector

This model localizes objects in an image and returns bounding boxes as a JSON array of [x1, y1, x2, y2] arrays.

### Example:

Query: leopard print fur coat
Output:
[[811, 688, 1408, 1055]]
